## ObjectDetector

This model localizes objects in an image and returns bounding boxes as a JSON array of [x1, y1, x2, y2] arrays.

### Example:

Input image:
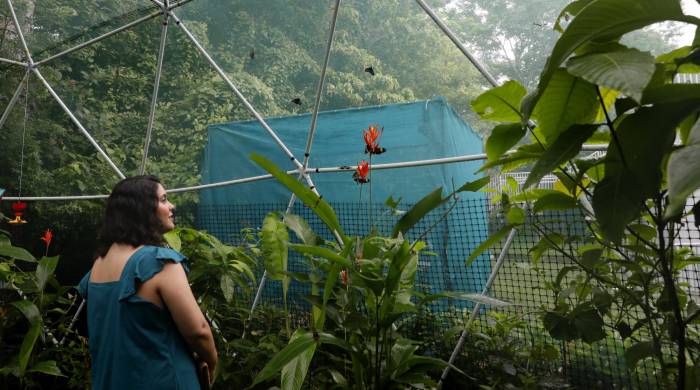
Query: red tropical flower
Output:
[[341, 270, 349, 287], [353, 160, 370, 184], [40, 229, 53, 251], [362, 125, 386, 155]]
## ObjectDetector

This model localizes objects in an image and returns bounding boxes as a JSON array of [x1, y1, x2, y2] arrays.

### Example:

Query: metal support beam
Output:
[[32, 67, 126, 179], [0, 69, 28, 130], [140, 0, 170, 174], [438, 228, 519, 389], [247, 0, 343, 329], [414, 0, 498, 88], [0, 57, 26, 66], [6, 0, 33, 65], [1, 144, 608, 201]]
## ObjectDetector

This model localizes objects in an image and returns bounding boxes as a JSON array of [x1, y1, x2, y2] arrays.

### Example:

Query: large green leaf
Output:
[[262, 213, 289, 281], [10, 300, 40, 325], [566, 48, 655, 102], [253, 332, 317, 386], [392, 187, 445, 238], [524, 124, 598, 188], [18, 322, 41, 376], [36, 256, 59, 292], [0, 244, 36, 262], [470, 80, 526, 122], [163, 231, 182, 251], [667, 117, 700, 217], [289, 244, 352, 268], [485, 123, 526, 161], [419, 291, 511, 307], [533, 192, 578, 213], [220, 274, 235, 303], [624, 341, 655, 368], [592, 173, 646, 243], [642, 84, 700, 105], [281, 330, 317, 390], [554, 0, 594, 33], [531, 70, 599, 144], [283, 214, 319, 246], [26, 360, 64, 377], [523, 0, 694, 120], [466, 225, 515, 265], [251, 153, 344, 237], [456, 176, 491, 193]]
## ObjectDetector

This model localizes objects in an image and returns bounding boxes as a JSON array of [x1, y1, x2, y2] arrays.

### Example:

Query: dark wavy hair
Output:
[[96, 175, 166, 257]]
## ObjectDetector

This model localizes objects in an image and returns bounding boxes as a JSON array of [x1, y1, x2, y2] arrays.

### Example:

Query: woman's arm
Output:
[[156, 262, 218, 372]]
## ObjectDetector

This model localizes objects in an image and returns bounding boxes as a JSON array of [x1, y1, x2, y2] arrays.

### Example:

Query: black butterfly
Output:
[[365, 145, 386, 155], [352, 171, 369, 184], [249, 50, 255, 59], [291, 98, 302, 105], [364, 66, 375, 76]]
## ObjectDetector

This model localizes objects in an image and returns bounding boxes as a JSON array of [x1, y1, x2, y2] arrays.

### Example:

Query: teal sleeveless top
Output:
[[78, 246, 200, 390]]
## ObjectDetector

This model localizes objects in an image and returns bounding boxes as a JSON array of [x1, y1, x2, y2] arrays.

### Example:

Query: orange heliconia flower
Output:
[[40, 229, 53, 250], [353, 160, 370, 184], [341, 270, 349, 287], [362, 125, 386, 155]]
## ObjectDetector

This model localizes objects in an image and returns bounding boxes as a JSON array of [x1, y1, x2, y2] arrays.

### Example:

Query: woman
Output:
[[78, 175, 217, 389]]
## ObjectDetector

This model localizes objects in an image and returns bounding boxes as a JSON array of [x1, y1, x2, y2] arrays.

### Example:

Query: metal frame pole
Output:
[[32, 67, 126, 179], [248, 0, 343, 327], [6, 0, 33, 65], [1, 145, 608, 201], [0, 69, 28, 130], [0, 57, 26, 66], [139, 0, 170, 174], [437, 228, 519, 388], [413, 0, 498, 88]]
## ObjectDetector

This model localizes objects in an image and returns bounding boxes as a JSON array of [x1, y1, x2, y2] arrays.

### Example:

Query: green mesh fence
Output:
[[197, 192, 700, 389]]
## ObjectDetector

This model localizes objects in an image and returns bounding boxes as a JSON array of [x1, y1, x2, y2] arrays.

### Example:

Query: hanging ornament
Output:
[[8, 201, 28, 224]]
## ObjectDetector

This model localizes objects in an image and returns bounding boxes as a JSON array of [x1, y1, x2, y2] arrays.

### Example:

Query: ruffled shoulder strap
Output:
[[117, 245, 188, 302], [77, 271, 91, 298]]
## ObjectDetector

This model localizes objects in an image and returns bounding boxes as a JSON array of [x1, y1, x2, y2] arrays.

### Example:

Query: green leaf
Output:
[[281, 330, 317, 390], [328, 369, 347, 386], [573, 308, 606, 343], [163, 230, 182, 252], [0, 245, 36, 262], [283, 214, 319, 246], [470, 80, 526, 122], [592, 173, 646, 243], [251, 153, 344, 237], [289, 244, 352, 268], [220, 274, 235, 303], [36, 256, 59, 292], [18, 322, 41, 376], [543, 312, 576, 341], [466, 225, 515, 265], [10, 300, 40, 325], [456, 176, 491, 193], [566, 48, 656, 102], [531, 70, 599, 144], [524, 0, 693, 120], [253, 331, 317, 386], [642, 84, 700, 105], [624, 341, 655, 368], [506, 206, 526, 225], [525, 124, 598, 188], [392, 187, 445, 238], [26, 360, 64, 377], [533, 192, 578, 213], [262, 213, 289, 281], [419, 291, 511, 307], [486, 123, 526, 161], [554, 0, 594, 33], [667, 118, 700, 217]]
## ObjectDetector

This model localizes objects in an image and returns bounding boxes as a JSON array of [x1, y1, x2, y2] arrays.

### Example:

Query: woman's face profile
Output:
[[155, 184, 176, 232]]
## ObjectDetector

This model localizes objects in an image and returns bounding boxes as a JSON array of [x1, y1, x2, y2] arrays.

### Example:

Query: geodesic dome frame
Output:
[[0, 0, 610, 385]]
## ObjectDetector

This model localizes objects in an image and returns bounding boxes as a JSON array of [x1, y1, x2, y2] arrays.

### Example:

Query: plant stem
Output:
[[369, 154, 373, 230], [655, 196, 686, 389]]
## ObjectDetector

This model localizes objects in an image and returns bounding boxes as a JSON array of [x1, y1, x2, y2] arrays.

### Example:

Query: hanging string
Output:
[[18, 70, 29, 199]]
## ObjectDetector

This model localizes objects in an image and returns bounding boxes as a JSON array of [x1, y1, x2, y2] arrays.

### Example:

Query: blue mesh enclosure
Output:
[[198, 97, 489, 297]]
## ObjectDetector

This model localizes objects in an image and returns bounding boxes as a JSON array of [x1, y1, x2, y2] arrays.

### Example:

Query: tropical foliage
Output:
[[472, 0, 700, 388]]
